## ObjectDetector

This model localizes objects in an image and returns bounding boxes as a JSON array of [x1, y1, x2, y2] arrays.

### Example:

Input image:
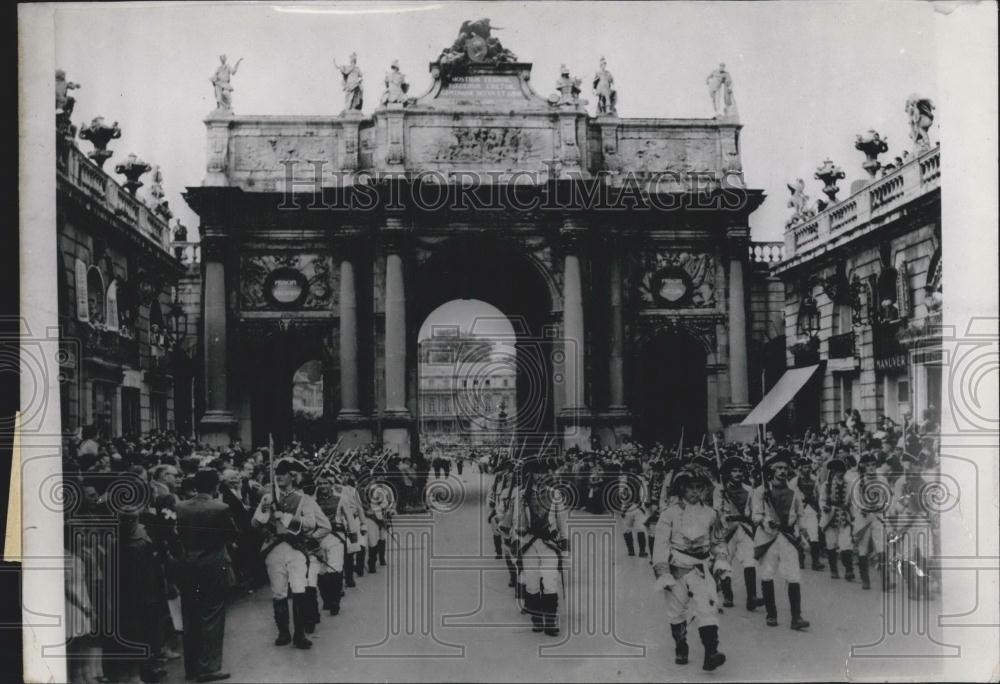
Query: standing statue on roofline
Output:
[[211, 54, 243, 111], [335, 53, 364, 112]]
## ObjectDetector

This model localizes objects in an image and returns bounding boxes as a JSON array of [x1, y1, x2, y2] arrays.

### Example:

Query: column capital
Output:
[[201, 231, 228, 261], [380, 216, 412, 253], [725, 225, 751, 249]]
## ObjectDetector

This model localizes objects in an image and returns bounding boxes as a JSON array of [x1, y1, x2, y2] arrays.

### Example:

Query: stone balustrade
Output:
[[58, 141, 171, 253], [749, 242, 784, 264], [781, 144, 940, 269], [171, 241, 202, 265]]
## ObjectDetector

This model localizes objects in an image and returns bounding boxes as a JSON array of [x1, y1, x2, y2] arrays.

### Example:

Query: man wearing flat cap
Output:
[[251, 457, 326, 649], [751, 452, 811, 631]]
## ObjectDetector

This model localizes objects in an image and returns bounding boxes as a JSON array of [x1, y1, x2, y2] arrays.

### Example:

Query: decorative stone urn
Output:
[[78, 117, 121, 169], [115, 153, 152, 195], [814, 159, 846, 203], [854, 130, 889, 179]]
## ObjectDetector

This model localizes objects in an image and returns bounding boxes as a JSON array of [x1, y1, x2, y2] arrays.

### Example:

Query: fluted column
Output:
[[199, 231, 237, 446], [338, 256, 360, 418]]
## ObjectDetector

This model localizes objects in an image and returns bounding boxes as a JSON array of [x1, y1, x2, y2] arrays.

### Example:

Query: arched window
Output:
[[86, 267, 106, 325]]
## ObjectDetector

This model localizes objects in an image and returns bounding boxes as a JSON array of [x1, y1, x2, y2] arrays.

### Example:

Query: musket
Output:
[[677, 427, 684, 460], [268, 432, 278, 506], [713, 434, 723, 472]]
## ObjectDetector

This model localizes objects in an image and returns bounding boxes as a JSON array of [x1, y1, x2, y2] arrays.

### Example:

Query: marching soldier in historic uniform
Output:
[[791, 457, 825, 571], [337, 470, 364, 586], [296, 470, 330, 636], [497, 461, 524, 599], [251, 457, 326, 649], [652, 469, 728, 671], [643, 460, 666, 563], [619, 459, 649, 557], [487, 461, 509, 560], [850, 453, 890, 591], [313, 467, 357, 616], [751, 452, 811, 630], [517, 456, 568, 636], [818, 457, 855, 581], [364, 477, 394, 572], [715, 456, 764, 610]]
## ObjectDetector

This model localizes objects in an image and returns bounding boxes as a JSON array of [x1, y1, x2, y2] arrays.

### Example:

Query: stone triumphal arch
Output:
[[184, 25, 771, 456]]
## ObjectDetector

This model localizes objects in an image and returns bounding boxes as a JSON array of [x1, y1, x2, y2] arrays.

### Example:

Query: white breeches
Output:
[[663, 565, 719, 627], [521, 539, 562, 596], [758, 534, 802, 583], [265, 542, 308, 599]]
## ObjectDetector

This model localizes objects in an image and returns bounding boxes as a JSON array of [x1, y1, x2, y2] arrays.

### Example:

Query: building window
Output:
[[91, 381, 115, 438], [925, 365, 942, 415], [122, 388, 140, 437], [838, 375, 853, 414], [151, 393, 168, 431]]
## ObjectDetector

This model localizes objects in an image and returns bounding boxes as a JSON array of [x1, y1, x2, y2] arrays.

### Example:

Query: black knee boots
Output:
[[841, 550, 855, 581], [858, 555, 871, 590], [541, 593, 559, 636], [526, 592, 544, 632], [273, 599, 291, 646], [827, 549, 840, 579], [637, 532, 648, 557], [344, 552, 356, 588], [291, 593, 312, 649], [788, 583, 810, 631], [356, 548, 366, 577], [670, 622, 688, 665], [810, 541, 825, 570], [368, 547, 378, 574], [377, 539, 387, 566], [323, 572, 342, 615], [744, 567, 763, 611], [698, 625, 725, 671], [493, 535, 503, 559], [303, 586, 320, 634], [623, 532, 635, 556], [720, 576, 734, 608], [762, 579, 777, 626]]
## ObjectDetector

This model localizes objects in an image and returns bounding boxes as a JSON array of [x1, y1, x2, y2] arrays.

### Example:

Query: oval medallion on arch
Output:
[[265, 268, 308, 308]]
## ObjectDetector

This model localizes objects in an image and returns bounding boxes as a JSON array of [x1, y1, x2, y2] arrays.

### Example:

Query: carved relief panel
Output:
[[408, 122, 555, 171], [239, 254, 337, 311]]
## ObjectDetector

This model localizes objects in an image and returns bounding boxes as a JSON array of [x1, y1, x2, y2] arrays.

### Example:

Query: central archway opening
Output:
[[418, 300, 517, 456], [411, 237, 556, 454]]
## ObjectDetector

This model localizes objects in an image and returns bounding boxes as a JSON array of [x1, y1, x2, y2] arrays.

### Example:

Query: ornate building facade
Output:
[[418, 330, 518, 448], [55, 72, 193, 438], [184, 24, 783, 455], [773, 100, 942, 433]]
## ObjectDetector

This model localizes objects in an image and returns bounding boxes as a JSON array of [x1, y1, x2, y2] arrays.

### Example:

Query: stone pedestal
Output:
[[200, 410, 238, 447]]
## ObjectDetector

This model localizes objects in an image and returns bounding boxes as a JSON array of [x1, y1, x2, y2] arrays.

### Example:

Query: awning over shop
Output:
[[741, 364, 821, 426]]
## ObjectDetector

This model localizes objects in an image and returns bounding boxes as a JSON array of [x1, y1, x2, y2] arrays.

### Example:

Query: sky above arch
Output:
[[54, 1, 939, 242]]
